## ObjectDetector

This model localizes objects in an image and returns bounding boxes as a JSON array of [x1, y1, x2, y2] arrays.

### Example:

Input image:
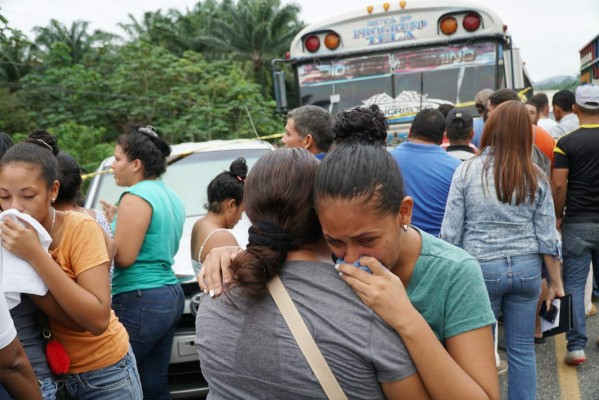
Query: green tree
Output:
[[166, 0, 223, 56], [0, 15, 36, 131], [117, 11, 178, 49], [0, 14, 36, 91], [118, 2, 224, 57], [198, 0, 303, 93], [103, 42, 282, 143], [32, 19, 118, 65], [17, 42, 114, 131], [54, 122, 113, 173]]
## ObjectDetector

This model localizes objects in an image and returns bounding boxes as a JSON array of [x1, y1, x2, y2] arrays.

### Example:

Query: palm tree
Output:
[[32, 20, 117, 65], [198, 0, 304, 93], [0, 28, 35, 91], [118, 11, 178, 47], [168, 0, 222, 56]]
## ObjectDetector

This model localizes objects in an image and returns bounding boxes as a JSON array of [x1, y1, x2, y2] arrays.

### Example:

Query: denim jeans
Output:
[[112, 284, 184, 400], [62, 347, 142, 399], [0, 376, 57, 399], [480, 254, 541, 400], [40, 377, 57, 400], [562, 223, 599, 351]]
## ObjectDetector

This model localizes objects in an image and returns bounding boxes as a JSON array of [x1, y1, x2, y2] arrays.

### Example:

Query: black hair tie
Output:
[[247, 221, 291, 253]]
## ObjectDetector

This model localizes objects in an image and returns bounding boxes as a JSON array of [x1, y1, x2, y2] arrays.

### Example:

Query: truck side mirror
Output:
[[272, 59, 288, 113]]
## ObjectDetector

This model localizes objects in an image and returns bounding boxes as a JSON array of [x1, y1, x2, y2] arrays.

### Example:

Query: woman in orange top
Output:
[[0, 141, 142, 399]]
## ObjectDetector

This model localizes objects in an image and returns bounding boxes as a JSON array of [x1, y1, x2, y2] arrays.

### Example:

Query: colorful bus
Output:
[[272, 1, 532, 142], [580, 34, 599, 85]]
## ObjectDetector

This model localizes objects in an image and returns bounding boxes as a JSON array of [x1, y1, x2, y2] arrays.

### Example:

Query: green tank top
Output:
[[111, 180, 185, 295]]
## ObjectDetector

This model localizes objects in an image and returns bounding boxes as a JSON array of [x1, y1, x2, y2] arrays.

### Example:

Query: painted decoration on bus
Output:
[[390, 43, 496, 73], [353, 15, 427, 46], [362, 91, 451, 120], [298, 54, 390, 86]]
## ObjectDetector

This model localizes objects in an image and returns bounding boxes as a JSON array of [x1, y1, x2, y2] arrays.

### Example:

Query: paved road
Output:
[[498, 299, 599, 400]]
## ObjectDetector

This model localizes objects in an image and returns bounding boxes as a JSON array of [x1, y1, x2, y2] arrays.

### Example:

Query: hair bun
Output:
[[333, 104, 388, 146], [26, 130, 59, 156], [133, 125, 171, 158], [229, 157, 248, 181]]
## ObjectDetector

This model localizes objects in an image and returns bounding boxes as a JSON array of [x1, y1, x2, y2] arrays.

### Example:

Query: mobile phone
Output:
[[539, 303, 558, 324], [335, 258, 373, 274]]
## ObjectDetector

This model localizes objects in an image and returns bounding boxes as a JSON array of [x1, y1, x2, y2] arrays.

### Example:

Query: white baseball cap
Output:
[[575, 84, 599, 110]]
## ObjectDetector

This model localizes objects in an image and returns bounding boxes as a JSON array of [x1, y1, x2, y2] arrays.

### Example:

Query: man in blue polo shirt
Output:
[[390, 108, 460, 236]]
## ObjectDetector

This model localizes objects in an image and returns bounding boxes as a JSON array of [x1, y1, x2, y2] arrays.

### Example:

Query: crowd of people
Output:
[[0, 126, 186, 399], [1, 83, 598, 400], [197, 84, 599, 400]]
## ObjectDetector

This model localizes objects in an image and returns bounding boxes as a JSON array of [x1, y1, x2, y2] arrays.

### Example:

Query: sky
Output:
[[2, 0, 598, 83]]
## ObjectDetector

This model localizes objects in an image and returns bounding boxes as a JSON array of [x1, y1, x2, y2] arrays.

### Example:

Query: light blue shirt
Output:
[[548, 113, 579, 139], [440, 149, 561, 261], [471, 117, 485, 147]]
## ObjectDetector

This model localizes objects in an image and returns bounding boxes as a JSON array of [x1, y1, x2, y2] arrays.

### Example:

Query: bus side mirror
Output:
[[504, 48, 525, 90], [272, 60, 288, 113]]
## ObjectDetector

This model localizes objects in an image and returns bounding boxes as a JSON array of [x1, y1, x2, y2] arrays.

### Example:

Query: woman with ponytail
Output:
[[190, 158, 246, 278], [108, 125, 185, 399], [195, 148, 429, 399]]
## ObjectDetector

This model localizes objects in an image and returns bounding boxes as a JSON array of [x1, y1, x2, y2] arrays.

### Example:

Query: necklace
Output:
[[49, 207, 56, 236]]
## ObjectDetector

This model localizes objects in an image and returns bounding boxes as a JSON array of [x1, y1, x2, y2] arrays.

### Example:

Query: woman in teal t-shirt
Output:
[[108, 125, 185, 399]]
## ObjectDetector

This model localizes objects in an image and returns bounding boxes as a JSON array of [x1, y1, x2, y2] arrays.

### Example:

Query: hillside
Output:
[[534, 74, 580, 90]]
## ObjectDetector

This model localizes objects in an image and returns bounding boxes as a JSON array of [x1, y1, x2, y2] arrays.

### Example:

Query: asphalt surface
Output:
[[498, 299, 599, 400]]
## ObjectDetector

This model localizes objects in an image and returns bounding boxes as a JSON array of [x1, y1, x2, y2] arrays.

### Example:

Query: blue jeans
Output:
[[480, 254, 541, 400], [112, 284, 184, 400], [562, 223, 599, 351], [40, 377, 57, 400], [63, 348, 142, 399]]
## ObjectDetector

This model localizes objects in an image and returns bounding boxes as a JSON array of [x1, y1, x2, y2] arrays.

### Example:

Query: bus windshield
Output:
[[297, 42, 497, 121]]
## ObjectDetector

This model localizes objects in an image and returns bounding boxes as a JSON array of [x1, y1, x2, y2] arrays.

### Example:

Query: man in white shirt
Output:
[[550, 90, 580, 139], [529, 93, 558, 132]]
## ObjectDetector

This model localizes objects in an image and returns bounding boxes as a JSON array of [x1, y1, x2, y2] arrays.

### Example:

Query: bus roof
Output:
[[289, 1, 507, 61]]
